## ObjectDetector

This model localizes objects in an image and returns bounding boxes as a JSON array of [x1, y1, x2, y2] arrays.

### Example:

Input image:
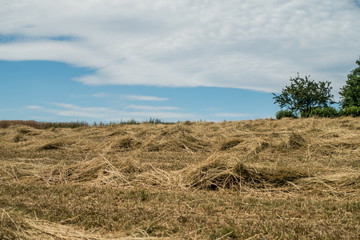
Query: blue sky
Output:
[[1, 1, 360, 122]]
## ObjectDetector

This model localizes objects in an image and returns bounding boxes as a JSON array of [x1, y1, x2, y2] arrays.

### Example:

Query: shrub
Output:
[[276, 110, 297, 119], [339, 106, 360, 117], [308, 107, 339, 118]]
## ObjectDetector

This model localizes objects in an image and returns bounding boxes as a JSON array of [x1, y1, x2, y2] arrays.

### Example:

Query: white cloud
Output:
[[126, 105, 180, 111], [91, 93, 169, 101], [26, 105, 43, 110], [1, 0, 360, 92], [123, 95, 169, 101], [29, 102, 193, 121], [48, 103, 111, 118], [92, 92, 109, 98]]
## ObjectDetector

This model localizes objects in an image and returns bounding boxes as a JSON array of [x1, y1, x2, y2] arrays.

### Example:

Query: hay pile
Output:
[[45, 156, 141, 186], [143, 126, 209, 153], [111, 137, 142, 152], [183, 154, 310, 190], [38, 140, 69, 150], [0, 156, 143, 186]]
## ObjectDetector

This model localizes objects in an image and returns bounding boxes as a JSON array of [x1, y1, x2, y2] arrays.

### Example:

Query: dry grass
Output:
[[183, 153, 311, 190], [1, 117, 360, 239]]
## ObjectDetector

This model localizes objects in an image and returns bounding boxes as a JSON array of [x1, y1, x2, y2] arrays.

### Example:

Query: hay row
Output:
[[1, 153, 358, 192], [0, 209, 169, 240]]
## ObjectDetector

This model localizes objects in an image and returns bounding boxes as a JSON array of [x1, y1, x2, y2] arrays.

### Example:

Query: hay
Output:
[[46, 156, 129, 185], [297, 172, 360, 189], [1, 208, 37, 240], [136, 165, 184, 189], [183, 154, 310, 190], [111, 136, 142, 152], [0, 209, 162, 240], [1, 117, 360, 239], [0, 159, 52, 184], [252, 140, 270, 154], [17, 126, 38, 135], [13, 133, 25, 143], [38, 140, 67, 150], [284, 132, 307, 149], [144, 127, 209, 152], [219, 139, 242, 151], [182, 154, 243, 190]]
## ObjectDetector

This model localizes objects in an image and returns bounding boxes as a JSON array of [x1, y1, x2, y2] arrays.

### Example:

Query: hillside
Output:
[[1, 117, 359, 239]]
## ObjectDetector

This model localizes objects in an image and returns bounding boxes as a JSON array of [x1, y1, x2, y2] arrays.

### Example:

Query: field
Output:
[[0, 118, 359, 239]]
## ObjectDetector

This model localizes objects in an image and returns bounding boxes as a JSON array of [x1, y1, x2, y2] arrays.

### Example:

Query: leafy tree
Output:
[[339, 57, 360, 108], [273, 73, 335, 118]]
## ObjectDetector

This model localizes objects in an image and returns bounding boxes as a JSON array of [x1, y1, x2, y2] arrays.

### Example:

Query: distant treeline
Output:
[[0, 120, 89, 129], [0, 118, 174, 129]]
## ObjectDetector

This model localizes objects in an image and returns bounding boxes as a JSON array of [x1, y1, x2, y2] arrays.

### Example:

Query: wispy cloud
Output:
[[1, 1, 360, 92], [26, 105, 44, 110], [123, 95, 169, 101], [126, 105, 180, 111], [49, 103, 111, 118], [28, 102, 194, 121], [215, 113, 253, 118], [90, 93, 169, 102], [91, 92, 108, 98]]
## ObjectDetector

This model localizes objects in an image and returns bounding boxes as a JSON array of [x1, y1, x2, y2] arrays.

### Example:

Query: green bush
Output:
[[308, 107, 339, 118], [276, 110, 297, 119], [339, 106, 360, 117]]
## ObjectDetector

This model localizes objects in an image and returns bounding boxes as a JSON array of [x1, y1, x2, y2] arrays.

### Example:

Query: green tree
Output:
[[339, 57, 360, 108], [273, 73, 334, 118]]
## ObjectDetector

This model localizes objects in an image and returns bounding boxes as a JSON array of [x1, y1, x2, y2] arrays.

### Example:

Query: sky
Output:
[[1, 0, 360, 122]]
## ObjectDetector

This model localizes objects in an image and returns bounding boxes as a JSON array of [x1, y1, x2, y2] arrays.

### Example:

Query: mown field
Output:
[[0, 118, 359, 239]]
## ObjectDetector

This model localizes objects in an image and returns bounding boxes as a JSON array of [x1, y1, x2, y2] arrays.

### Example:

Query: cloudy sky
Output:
[[1, 0, 360, 122]]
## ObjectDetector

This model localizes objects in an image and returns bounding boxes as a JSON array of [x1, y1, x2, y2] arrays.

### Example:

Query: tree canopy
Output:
[[339, 57, 360, 108], [273, 74, 334, 117]]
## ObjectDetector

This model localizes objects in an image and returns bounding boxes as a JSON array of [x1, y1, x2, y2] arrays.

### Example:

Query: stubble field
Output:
[[0, 118, 359, 239]]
